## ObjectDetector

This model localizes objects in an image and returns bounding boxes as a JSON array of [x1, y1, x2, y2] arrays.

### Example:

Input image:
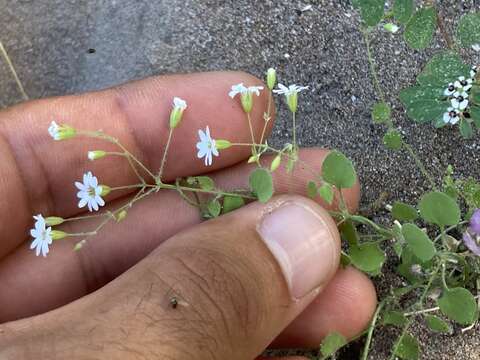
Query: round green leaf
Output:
[[383, 310, 408, 327], [437, 287, 478, 325], [207, 199, 221, 217], [418, 191, 461, 226], [318, 182, 334, 204], [383, 130, 403, 150], [417, 52, 471, 87], [404, 7, 437, 50], [322, 151, 357, 189], [222, 195, 245, 214], [460, 119, 474, 139], [320, 332, 347, 357], [356, 0, 385, 27], [372, 102, 391, 124], [402, 223, 436, 262], [394, 0, 414, 24], [306, 181, 317, 199], [392, 201, 418, 221], [349, 242, 385, 273], [394, 334, 420, 360], [424, 315, 452, 334], [457, 13, 480, 47], [249, 168, 274, 203], [187, 176, 215, 191]]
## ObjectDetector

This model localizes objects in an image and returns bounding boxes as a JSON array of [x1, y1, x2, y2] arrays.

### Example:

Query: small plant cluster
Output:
[[18, 1, 480, 360]]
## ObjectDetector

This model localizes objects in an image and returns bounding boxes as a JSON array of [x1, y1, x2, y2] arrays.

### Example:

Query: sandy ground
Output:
[[1, 0, 479, 358]]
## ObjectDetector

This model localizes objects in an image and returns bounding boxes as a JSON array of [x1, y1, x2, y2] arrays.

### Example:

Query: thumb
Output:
[[0, 195, 340, 359]]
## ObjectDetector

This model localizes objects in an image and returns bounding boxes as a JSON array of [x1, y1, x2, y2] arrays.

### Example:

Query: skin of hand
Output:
[[0, 71, 377, 359]]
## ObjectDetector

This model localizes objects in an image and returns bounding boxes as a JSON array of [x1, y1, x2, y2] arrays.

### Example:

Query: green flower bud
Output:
[[215, 140, 232, 150], [240, 92, 253, 113], [116, 210, 127, 222], [51, 230, 68, 240], [45, 216, 64, 226], [100, 185, 111, 197], [170, 97, 187, 128], [287, 92, 298, 113], [88, 150, 107, 161], [266, 68, 276, 90], [270, 154, 282, 172]]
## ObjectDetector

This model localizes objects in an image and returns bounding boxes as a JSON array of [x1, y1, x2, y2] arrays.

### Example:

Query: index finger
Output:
[[0, 71, 273, 258]]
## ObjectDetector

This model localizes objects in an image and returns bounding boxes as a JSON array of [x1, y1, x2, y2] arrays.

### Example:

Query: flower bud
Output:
[[383, 23, 399, 33], [170, 97, 187, 128], [45, 216, 64, 226], [266, 68, 276, 90], [248, 154, 259, 163], [88, 150, 107, 161], [287, 92, 298, 113], [51, 230, 68, 240], [100, 185, 111, 197], [74, 240, 86, 251], [270, 154, 281, 171], [215, 140, 232, 150], [116, 210, 127, 222]]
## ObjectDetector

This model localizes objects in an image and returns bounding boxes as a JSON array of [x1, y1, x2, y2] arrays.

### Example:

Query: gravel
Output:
[[1, 0, 480, 358]]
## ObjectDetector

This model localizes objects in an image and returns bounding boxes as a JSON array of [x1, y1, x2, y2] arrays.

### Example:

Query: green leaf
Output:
[[349, 242, 385, 273], [372, 102, 391, 124], [394, 334, 420, 360], [383, 311, 408, 326], [318, 183, 334, 204], [187, 176, 215, 191], [322, 151, 357, 189], [457, 13, 480, 47], [460, 119, 474, 139], [417, 52, 471, 87], [222, 195, 245, 214], [339, 220, 359, 246], [470, 106, 480, 128], [404, 7, 437, 49], [307, 181, 317, 199], [249, 168, 274, 203], [402, 223, 436, 262], [356, 0, 385, 27], [394, 0, 414, 24], [207, 199, 221, 217], [424, 315, 452, 334], [320, 332, 347, 357], [418, 191, 461, 227], [392, 201, 418, 221], [437, 287, 478, 325], [383, 130, 403, 150]]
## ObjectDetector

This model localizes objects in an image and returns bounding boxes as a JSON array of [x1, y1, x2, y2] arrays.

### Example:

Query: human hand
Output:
[[0, 72, 376, 359]]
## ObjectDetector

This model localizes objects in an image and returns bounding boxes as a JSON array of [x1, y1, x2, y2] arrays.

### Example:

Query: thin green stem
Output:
[[259, 92, 272, 145], [160, 183, 255, 200], [292, 111, 297, 149], [246, 112, 260, 164], [0, 41, 29, 101], [158, 128, 174, 181], [361, 301, 385, 360], [362, 29, 386, 104], [110, 184, 155, 191], [389, 263, 442, 360], [403, 142, 437, 190]]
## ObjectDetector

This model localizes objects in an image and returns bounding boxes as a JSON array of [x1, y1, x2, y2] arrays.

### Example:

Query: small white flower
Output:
[[443, 107, 460, 125], [273, 83, 309, 113], [196, 126, 219, 166], [454, 76, 473, 93], [471, 66, 478, 79], [228, 83, 264, 113], [228, 83, 264, 98], [451, 94, 469, 111], [273, 83, 309, 96], [48, 121, 76, 141], [48, 121, 60, 139], [472, 44, 480, 52], [30, 215, 53, 257], [75, 171, 105, 212], [173, 97, 187, 111], [444, 83, 455, 96]]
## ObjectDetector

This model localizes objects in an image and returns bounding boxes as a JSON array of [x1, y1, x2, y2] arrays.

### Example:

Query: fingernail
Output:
[[258, 201, 339, 299]]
